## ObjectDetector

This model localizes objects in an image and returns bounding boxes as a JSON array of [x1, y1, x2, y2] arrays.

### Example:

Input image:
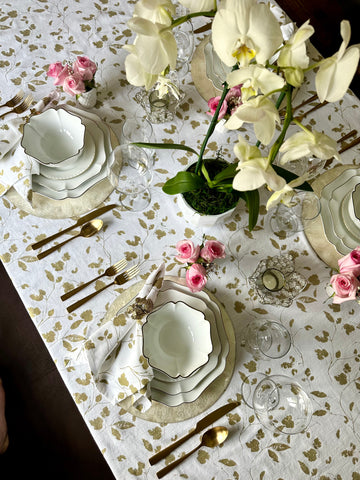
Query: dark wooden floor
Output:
[[1, 1, 360, 478]]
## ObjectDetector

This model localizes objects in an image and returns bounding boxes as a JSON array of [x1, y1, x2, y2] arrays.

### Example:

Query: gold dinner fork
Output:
[[0, 90, 24, 109], [66, 264, 140, 313], [61, 258, 128, 301], [0, 94, 34, 120]]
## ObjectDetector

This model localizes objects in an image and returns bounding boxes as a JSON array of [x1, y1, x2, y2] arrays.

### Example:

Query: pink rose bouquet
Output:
[[47, 56, 97, 96], [175, 237, 225, 293], [329, 247, 360, 303]]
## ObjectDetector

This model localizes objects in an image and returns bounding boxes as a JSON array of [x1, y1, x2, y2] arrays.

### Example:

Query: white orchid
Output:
[[227, 64, 285, 101], [277, 20, 315, 87], [279, 129, 342, 164], [127, 17, 177, 75], [178, 0, 215, 12], [225, 95, 280, 145], [315, 20, 360, 102], [232, 136, 286, 191], [123, 44, 159, 90], [134, 0, 175, 26], [212, 0, 283, 67], [266, 173, 310, 210]]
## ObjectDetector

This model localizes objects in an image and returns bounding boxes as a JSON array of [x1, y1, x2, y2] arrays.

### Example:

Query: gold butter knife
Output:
[[31, 204, 118, 250], [149, 401, 239, 465]]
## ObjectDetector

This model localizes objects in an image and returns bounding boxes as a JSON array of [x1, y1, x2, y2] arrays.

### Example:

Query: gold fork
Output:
[[61, 258, 128, 301], [0, 94, 34, 120], [66, 264, 140, 313], [0, 90, 24, 109]]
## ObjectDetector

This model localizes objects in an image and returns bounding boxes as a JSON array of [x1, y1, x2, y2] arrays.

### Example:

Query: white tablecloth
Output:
[[1, 1, 360, 479]]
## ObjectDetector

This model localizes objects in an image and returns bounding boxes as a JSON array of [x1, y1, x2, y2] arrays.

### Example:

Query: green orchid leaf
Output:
[[162, 171, 206, 195], [273, 165, 313, 191], [131, 142, 198, 155], [244, 189, 260, 231], [212, 163, 238, 184]]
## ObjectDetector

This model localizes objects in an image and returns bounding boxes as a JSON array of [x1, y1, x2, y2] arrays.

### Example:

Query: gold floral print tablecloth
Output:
[[1, 1, 360, 479]]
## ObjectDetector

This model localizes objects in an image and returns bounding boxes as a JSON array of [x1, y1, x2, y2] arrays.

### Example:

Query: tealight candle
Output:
[[261, 268, 285, 292]]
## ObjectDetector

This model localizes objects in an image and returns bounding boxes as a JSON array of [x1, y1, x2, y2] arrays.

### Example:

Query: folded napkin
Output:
[[0, 90, 59, 201], [84, 263, 165, 411]]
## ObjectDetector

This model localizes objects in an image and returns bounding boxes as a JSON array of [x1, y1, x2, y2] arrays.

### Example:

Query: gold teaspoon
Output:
[[156, 426, 229, 479], [37, 219, 103, 260]]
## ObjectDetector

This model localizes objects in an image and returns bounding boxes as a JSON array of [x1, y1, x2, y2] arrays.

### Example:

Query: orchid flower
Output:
[[178, 0, 216, 12], [212, 0, 283, 67], [225, 95, 280, 145], [134, 0, 175, 25], [226, 64, 285, 101], [315, 20, 360, 102], [279, 128, 342, 164], [232, 136, 286, 191], [266, 173, 311, 210], [127, 17, 177, 75], [123, 44, 159, 90], [277, 20, 315, 87]]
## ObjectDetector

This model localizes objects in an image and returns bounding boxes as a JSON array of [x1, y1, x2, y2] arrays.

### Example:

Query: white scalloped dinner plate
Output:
[[149, 280, 230, 406], [31, 107, 115, 200], [34, 117, 105, 190], [320, 168, 360, 254]]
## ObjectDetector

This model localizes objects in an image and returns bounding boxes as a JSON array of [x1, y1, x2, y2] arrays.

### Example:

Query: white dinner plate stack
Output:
[[31, 106, 117, 200], [148, 279, 230, 407], [320, 167, 360, 255]]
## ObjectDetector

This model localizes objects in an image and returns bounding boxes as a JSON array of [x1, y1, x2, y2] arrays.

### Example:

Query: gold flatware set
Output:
[[0, 93, 34, 120], [150, 401, 239, 478], [0, 89, 24, 109]]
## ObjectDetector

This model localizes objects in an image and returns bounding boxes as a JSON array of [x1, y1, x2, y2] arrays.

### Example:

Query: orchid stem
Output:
[[268, 85, 293, 164], [195, 82, 230, 174]]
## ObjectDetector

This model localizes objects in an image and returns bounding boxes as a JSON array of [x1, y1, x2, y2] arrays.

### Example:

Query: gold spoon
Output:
[[37, 219, 103, 260], [156, 426, 229, 479]]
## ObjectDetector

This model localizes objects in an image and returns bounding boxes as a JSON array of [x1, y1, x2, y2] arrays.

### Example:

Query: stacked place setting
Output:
[[142, 278, 230, 407], [320, 167, 360, 255], [21, 106, 120, 202]]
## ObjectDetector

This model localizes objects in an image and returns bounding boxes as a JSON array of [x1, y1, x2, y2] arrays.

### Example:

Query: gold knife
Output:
[[149, 401, 239, 465], [31, 204, 118, 250]]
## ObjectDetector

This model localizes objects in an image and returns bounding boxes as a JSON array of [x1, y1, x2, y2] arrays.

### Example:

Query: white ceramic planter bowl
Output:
[[22, 108, 85, 167], [142, 301, 212, 378], [177, 193, 235, 227]]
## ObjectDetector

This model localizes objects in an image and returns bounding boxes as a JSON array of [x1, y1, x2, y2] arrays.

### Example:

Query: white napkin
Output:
[[0, 90, 59, 201], [84, 263, 165, 411]]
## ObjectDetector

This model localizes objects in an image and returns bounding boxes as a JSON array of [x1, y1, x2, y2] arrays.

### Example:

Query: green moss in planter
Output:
[[183, 159, 242, 215]]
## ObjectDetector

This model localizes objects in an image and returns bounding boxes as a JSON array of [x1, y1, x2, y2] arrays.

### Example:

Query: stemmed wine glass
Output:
[[240, 319, 291, 360], [241, 374, 313, 435], [270, 190, 321, 237], [110, 144, 152, 211]]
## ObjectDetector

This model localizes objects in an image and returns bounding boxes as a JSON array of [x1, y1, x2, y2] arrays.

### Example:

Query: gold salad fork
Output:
[[0, 90, 24, 109], [61, 258, 128, 301], [67, 264, 140, 313], [0, 94, 34, 120]]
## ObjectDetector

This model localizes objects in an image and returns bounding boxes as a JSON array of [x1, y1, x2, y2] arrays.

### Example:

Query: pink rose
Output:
[[175, 240, 200, 264], [338, 247, 360, 276], [186, 263, 207, 293], [207, 96, 228, 119], [50, 64, 71, 87], [73, 56, 97, 81], [200, 240, 226, 263], [47, 62, 64, 78], [330, 273, 360, 304], [62, 73, 86, 96]]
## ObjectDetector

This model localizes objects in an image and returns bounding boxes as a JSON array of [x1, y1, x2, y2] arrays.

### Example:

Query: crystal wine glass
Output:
[[111, 145, 152, 211], [242, 374, 313, 435], [240, 319, 291, 360], [270, 190, 321, 237]]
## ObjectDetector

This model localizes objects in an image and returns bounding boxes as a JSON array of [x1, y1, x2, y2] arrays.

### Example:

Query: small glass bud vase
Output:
[[78, 88, 97, 108]]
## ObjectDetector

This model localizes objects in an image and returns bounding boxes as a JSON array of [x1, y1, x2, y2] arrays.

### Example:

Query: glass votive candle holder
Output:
[[261, 268, 286, 292]]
